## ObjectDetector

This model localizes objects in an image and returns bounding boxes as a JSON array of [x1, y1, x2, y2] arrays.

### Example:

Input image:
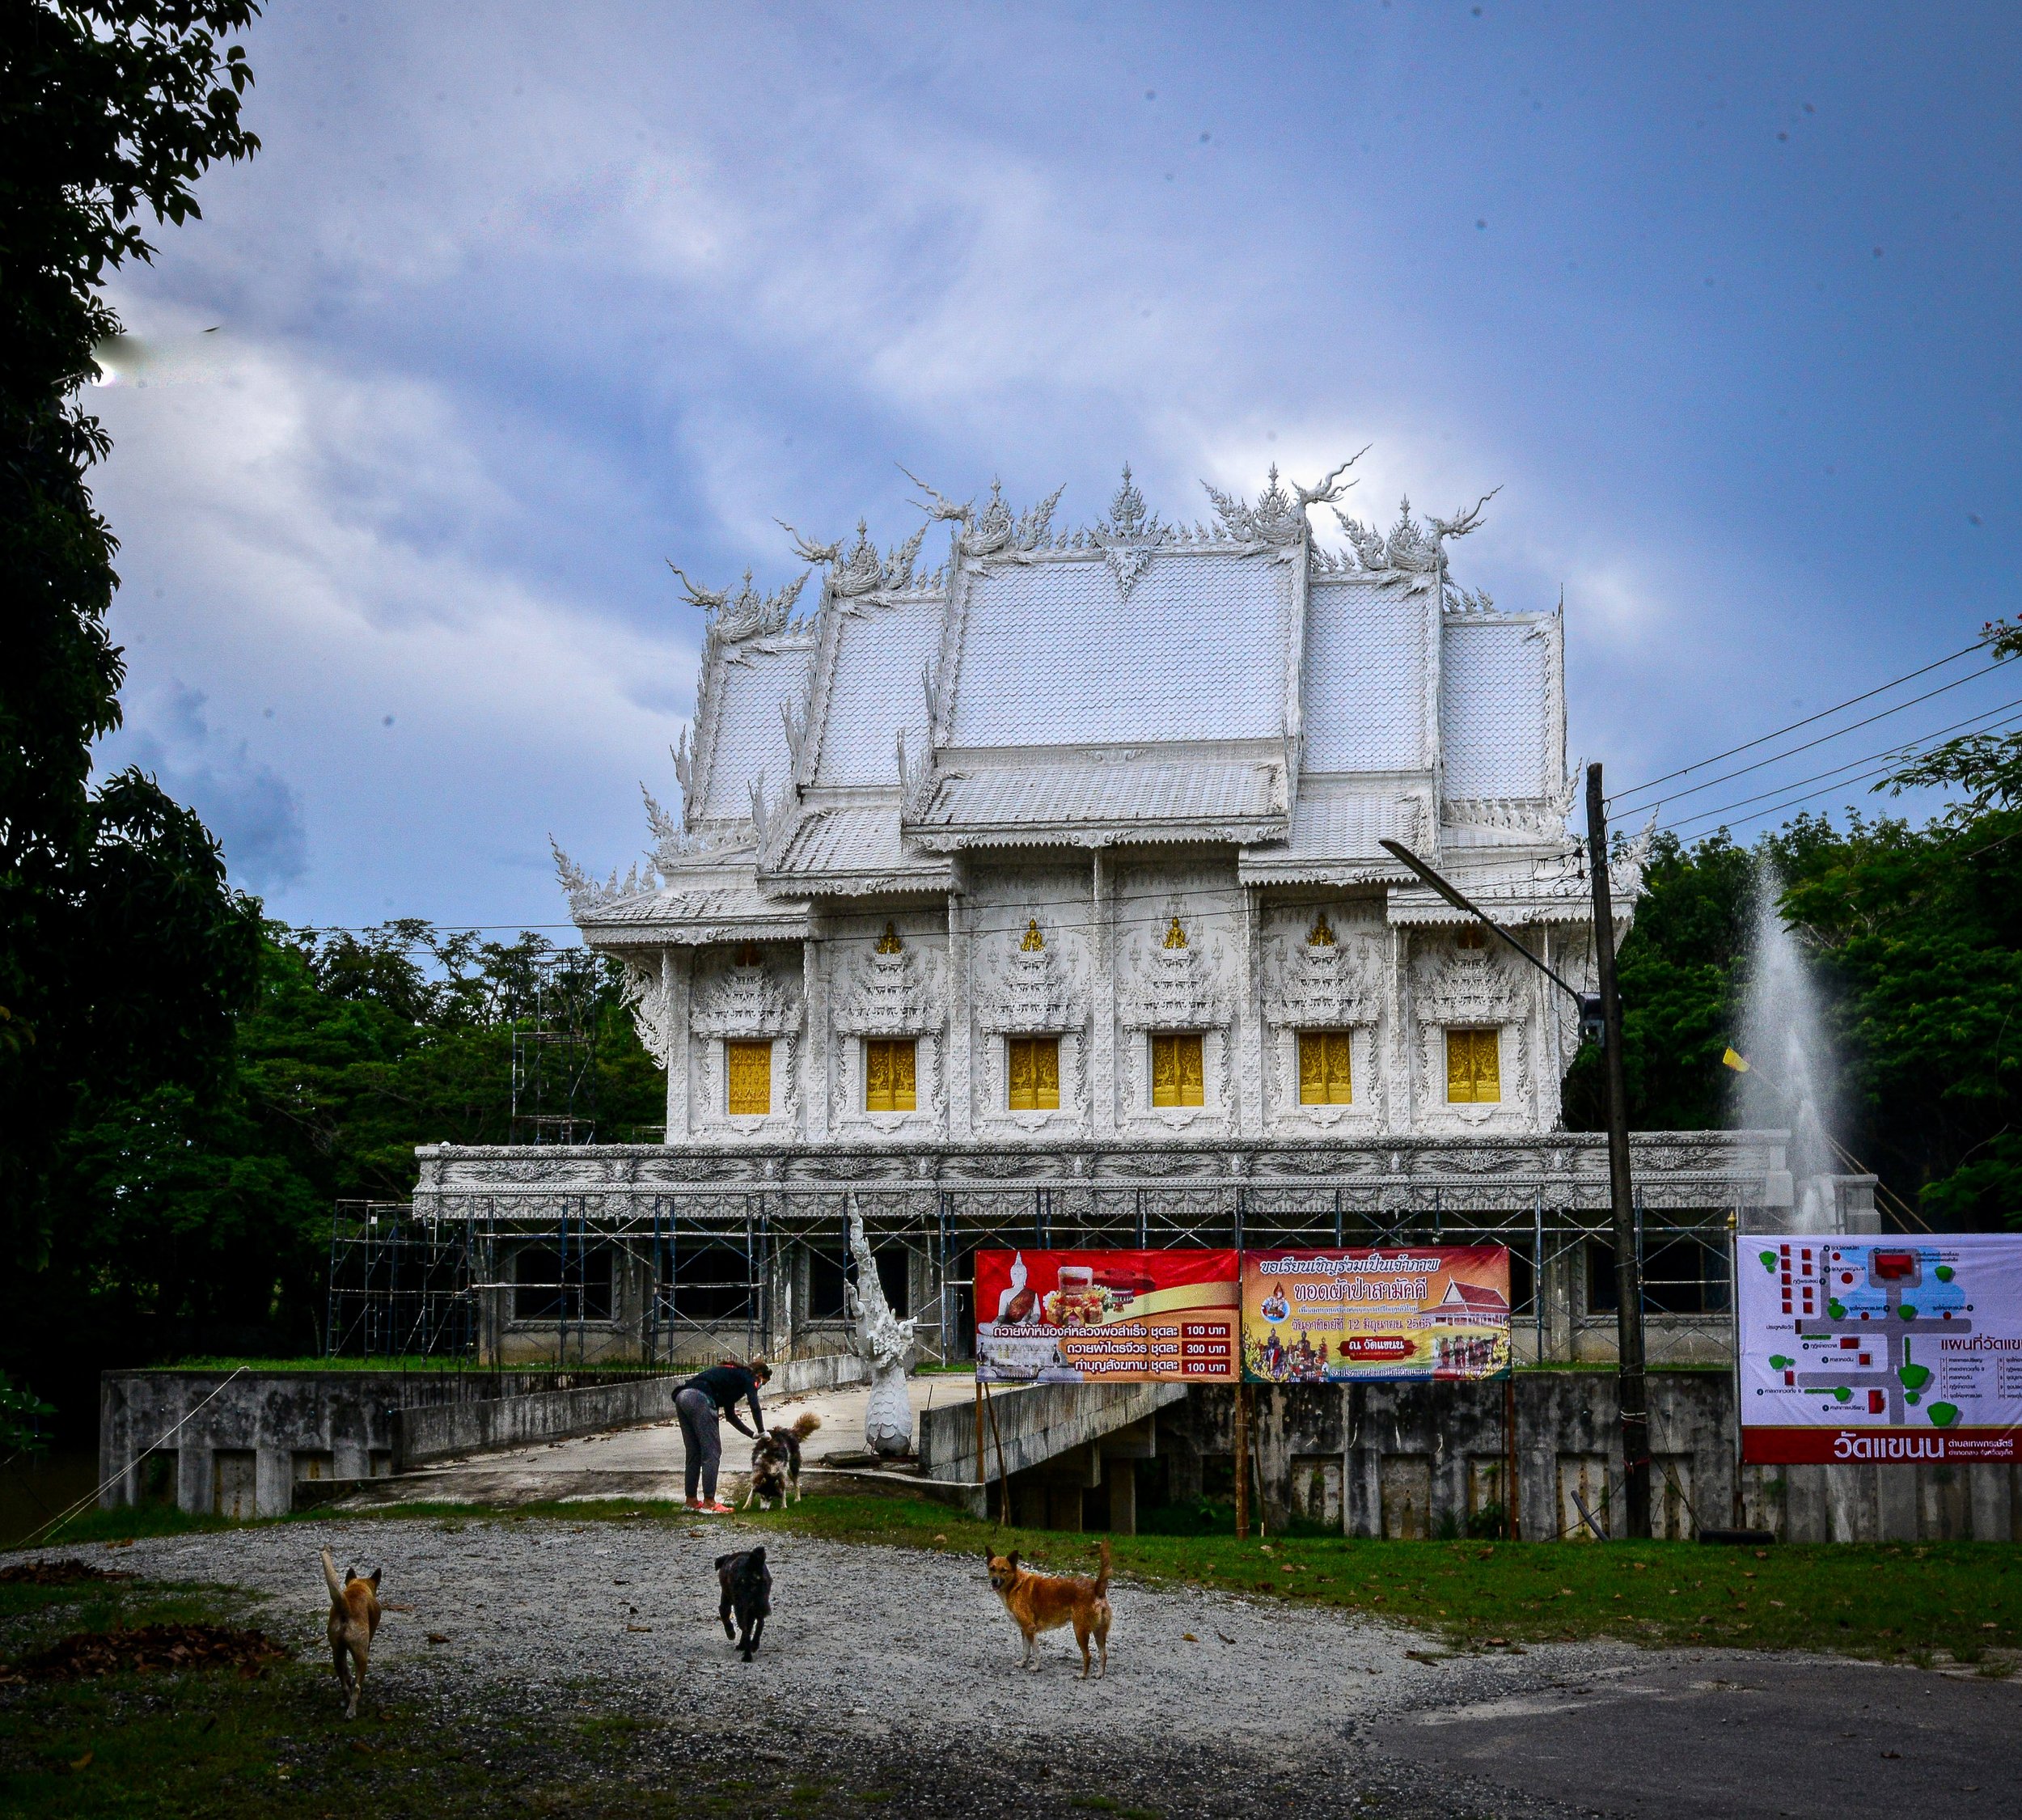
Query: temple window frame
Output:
[[863, 1037, 918, 1113]]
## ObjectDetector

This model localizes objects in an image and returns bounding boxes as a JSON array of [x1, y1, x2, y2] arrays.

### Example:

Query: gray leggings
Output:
[[675, 1386, 722, 1501]]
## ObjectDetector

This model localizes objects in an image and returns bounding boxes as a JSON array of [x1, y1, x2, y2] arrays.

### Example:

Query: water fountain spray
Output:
[[1734, 860, 1843, 1231]]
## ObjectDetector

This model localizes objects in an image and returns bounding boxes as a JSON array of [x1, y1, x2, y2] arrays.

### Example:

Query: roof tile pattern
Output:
[[1241, 787, 1420, 872], [814, 595, 942, 786], [1440, 620, 1550, 800], [771, 803, 947, 881], [948, 552, 1292, 747], [918, 758, 1282, 834], [1303, 580, 1427, 772], [696, 642, 814, 822]]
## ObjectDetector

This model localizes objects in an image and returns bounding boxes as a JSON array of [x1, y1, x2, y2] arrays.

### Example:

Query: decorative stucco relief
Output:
[[975, 916, 1088, 1035], [830, 935, 947, 1037], [1408, 938, 1531, 1027], [1118, 916, 1233, 1032], [1261, 921, 1385, 1030], [618, 956, 677, 1070], [691, 954, 801, 1039]]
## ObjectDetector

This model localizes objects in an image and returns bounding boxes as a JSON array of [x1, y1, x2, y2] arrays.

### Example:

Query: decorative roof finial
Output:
[[1107, 463, 1148, 536]]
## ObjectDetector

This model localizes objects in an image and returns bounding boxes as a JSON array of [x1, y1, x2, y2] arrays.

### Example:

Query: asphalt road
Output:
[[1368, 1652, 2022, 1819]]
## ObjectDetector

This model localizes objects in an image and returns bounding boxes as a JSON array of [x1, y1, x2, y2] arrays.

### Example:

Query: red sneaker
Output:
[[700, 1500, 735, 1515]]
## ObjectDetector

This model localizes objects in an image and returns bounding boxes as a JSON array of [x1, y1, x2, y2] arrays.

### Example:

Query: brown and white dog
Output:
[[321, 1547, 382, 1719], [986, 1540, 1111, 1678], [742, 1409, 822, 1509]]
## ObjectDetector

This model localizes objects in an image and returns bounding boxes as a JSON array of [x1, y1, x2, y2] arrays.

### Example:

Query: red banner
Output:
[[974, 1248, 1240, 1384], [1742, 1427, 2022, 1464]]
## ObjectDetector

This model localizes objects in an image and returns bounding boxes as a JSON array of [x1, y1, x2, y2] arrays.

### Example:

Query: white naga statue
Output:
[[844, 1202, 916, 1458]]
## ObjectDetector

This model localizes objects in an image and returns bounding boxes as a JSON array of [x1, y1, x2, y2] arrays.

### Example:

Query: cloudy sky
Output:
[[90, 2, 2022, 932]]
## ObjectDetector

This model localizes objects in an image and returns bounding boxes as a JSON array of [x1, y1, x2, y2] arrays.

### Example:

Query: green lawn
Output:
[[743, 1492, 2020, 1666]]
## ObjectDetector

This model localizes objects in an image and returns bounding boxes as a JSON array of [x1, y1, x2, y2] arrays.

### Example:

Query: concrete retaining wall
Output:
[[1150, 1373, 2022, 1544], [101, 1356, 868, 1521]]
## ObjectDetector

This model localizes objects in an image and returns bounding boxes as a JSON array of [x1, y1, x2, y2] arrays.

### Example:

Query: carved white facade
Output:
[[560, 460, 1649, 1147]]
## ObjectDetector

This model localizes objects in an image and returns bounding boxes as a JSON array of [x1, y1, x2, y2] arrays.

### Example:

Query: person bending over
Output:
[[675, 1359, 771, 1513]]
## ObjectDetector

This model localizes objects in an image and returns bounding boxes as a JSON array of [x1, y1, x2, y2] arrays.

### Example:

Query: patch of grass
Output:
[[0, 1572, 879, 1819], [24, 1502, 239, 1548], [734, 1492, 2022, 1666]]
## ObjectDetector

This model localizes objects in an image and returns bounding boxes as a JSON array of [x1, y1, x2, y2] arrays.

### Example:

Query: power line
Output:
[[1654, 709, 2022, 840], [1610, 657, 2007, 814], [1605, 635, 1990, 804], [1648, 696, 2022, 833]]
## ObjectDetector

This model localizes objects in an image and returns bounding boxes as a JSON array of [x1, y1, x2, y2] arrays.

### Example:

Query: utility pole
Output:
[[1379, 808, 1651, 1543], [1586, 763, 1650, 1540]]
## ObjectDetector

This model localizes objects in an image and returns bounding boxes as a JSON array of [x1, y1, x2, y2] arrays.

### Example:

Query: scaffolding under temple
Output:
[[325, 1201, 476, 1361], [328, 1167, 1777, 1369]]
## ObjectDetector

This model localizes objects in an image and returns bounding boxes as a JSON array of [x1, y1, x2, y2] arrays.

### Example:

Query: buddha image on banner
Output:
[[974, 1249, 1241, 1384], [1242, 1247, 1512, 1382]]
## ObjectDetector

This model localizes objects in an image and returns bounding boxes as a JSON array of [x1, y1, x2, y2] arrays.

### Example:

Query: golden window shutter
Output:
[[1153, 1032, 1204, 1107], [1299, 1031, 1352, 1104], [726, 1040, 771, 1115]]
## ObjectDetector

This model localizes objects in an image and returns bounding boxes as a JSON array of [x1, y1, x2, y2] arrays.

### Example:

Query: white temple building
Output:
[[559, 462, 1611, 1145], [413, 460, 1812, 1369]]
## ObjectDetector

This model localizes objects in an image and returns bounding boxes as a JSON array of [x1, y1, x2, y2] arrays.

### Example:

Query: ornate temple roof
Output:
[[561, 458, 1589, 938]]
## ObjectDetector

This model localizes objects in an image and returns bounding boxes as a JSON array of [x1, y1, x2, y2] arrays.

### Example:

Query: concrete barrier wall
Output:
[[919, 1379, 1188, 1485], [394, 1352, 865, 1470]]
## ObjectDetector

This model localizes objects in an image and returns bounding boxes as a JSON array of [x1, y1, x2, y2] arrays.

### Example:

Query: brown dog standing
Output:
[[321, 1547, 381, 1718], [986, 1540, 1111, 1678]]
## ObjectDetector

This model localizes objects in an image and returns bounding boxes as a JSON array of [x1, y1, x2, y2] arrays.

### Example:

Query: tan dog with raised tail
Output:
[[321, 1547, 381, 1718], [986, 1540, 1111, 1678]]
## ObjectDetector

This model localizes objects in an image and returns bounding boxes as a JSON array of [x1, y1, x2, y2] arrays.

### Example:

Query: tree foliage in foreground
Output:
[[1, 2, 264, 1420]]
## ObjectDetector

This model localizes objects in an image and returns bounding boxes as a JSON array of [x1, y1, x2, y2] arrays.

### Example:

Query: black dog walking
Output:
[[717, 1547, 771, 1661], [675, 1359, 770, 1514]]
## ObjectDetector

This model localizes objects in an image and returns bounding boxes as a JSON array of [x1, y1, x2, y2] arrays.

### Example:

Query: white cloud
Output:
[[91, 307, 696, 918]]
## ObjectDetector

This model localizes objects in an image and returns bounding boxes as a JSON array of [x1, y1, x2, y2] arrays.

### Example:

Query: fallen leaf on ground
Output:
[[10, 1624, 284, 1682], [0, 1560, 136, 1587]]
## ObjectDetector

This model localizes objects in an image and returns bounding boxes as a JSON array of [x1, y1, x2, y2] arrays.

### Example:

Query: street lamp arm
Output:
[[1377, 839, 1588, 1008]]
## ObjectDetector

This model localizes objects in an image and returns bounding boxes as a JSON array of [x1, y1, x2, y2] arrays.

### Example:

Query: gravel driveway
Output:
[[69, 1515, 1622, 1749]]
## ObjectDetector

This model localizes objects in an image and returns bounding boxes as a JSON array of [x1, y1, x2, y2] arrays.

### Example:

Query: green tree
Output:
[[1, 3, 262, 1409]]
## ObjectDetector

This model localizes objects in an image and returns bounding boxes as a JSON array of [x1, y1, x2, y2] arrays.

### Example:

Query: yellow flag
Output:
[[1721, 1047, 1750, 1074]]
